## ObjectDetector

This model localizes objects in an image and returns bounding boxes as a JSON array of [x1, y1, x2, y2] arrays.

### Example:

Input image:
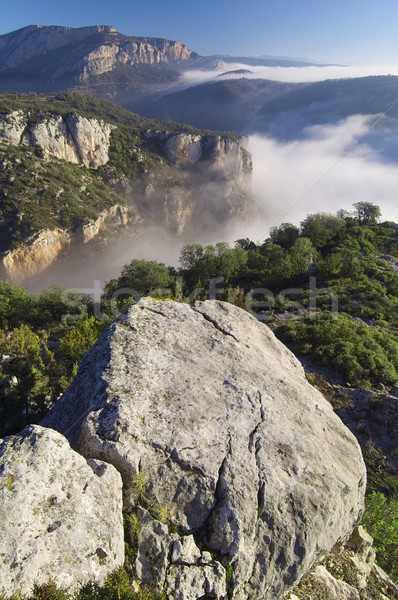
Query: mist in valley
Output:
[[19, 61, 398, 294], [24, 111, 398, 296]]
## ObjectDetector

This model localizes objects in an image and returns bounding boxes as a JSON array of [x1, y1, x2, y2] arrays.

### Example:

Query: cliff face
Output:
[[2, 206, 129, 283], [0, 110, 114, 168], [144, 130, 252, 177]]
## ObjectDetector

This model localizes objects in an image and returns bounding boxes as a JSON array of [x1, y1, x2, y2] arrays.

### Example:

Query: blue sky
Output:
[[1, 0, 397, 65]]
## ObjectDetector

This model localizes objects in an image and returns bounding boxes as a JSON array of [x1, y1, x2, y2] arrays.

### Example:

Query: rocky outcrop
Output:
[[144, 130, 252, 180], [74, 204, 129, 243], [0, 111, 114, 168], [0, 26, 118, 71], [0, 110, 26, 144], [3, 228, 71, 282], [2, 204, 128, 282], [142, 131, 253, 231], [0, 425, 124, 596], [43, 299, 366, 600]]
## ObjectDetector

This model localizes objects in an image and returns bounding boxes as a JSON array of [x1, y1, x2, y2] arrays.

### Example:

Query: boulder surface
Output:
[[43, 299, 366, 599], [0, 425, 124, 596]]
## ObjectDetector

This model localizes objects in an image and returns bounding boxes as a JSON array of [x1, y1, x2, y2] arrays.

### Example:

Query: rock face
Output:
[[0, 425, 124, 596], [43, 299, 366, 600], [0, 111, 114, 168], [141, 131, 253, 233], [144, 130, 252, 180], [2, 205, 128, 282]]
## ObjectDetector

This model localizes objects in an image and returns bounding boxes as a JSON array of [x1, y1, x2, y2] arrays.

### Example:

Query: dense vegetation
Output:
[[1, 201, 398, 594]]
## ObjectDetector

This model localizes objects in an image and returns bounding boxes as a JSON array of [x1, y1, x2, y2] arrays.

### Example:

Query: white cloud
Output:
[[235, 115, 398, 243], [181, 63, 398, 87]]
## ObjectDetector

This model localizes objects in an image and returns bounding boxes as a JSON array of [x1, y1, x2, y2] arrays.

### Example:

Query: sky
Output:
[[1, 0, 398, 65]]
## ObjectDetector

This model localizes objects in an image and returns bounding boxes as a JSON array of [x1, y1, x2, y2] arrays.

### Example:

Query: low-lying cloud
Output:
[[232, 115, 398, 243], [182, 63, 398, 87]]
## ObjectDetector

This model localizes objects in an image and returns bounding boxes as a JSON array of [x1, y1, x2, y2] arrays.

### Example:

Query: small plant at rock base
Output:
[[129, 470, 147, 503], [124, 510, 140, 541], [31, 580, 69, 600], [225, 564, 234, 599]]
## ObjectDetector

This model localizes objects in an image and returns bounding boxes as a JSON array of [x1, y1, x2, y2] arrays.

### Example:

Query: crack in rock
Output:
[[192, 308, 240, 343]]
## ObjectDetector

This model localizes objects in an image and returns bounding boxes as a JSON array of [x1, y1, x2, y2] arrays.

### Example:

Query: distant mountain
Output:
[[0, 25, 199, 103], [143, 75, 398, 139], [0, 26, 337, 107], [188, 54, 325, 70]]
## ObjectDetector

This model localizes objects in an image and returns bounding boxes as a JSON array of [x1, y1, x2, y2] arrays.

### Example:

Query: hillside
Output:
[[143, 75, 398, 138], [0, 91, 252, 282]]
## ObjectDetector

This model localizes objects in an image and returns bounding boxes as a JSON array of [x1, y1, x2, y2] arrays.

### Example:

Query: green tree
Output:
[[300, 212, 345, 249], [104, 259, 173, 299], [353, 201, 382, 225], [269, 223, 300, 249], [288, 237, 315, 277]]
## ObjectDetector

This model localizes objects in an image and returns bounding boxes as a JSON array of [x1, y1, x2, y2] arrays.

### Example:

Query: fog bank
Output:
[[237, 115, 398, 243]]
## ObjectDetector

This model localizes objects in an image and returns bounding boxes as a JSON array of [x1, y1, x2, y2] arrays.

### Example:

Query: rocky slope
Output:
[[0, 93, 253, 282], [41, 299, 366, 600]]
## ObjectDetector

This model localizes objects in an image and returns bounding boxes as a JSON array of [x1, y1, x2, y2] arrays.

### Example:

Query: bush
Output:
[[361, 492, 398, 581]]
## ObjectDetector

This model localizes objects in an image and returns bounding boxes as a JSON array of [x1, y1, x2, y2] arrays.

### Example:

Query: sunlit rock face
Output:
[[43, 298, 366, 600], [0, 111, 114, 168], [2, 205, 128, 282]]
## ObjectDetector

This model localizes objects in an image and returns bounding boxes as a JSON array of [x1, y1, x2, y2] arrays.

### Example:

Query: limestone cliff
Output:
[[0, 110, 114, 168], [144, 130, 252, 179], [2, 205, 129, 282]]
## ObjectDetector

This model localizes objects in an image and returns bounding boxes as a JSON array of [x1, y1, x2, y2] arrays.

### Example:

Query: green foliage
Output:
[[0, 284, 104, 437], [0, 569, 165, 599], [179, 242, 248, 288], [362, 492, 398, 581], [269, 222, 300, 249], [276, 313, 398, 387], [31, 581, 69, 600], [353, 201, 382, 225], [300, 212, 345, 248]]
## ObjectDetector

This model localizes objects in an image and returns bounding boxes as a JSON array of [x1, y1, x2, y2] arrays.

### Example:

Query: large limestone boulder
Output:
[[0, 425, 124, 596], [43, 299, 366, 599]]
